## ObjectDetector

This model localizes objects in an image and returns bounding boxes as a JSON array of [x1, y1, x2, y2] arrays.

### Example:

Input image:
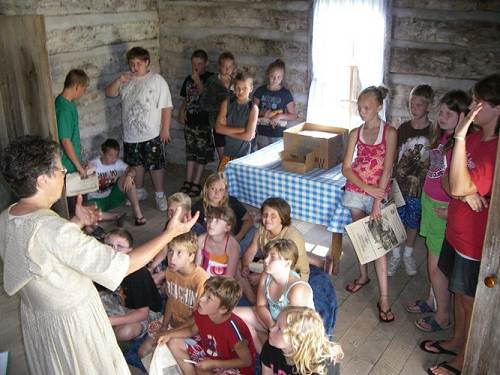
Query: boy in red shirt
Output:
[[158, 276, 256, 375]]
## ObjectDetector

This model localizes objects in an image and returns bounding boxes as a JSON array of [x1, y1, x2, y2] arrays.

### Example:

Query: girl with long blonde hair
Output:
[[192, 172, 255, 252], [262, 306, 343, 375]]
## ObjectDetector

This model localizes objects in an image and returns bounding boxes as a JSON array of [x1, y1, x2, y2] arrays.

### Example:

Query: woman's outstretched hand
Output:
[[72, 195, 101, 227], [165, 207, 200, 238]]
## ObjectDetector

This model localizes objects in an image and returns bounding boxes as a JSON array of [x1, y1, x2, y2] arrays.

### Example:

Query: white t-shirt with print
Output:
[[120, 72, 173, 143], [88, 157, 129, 200]]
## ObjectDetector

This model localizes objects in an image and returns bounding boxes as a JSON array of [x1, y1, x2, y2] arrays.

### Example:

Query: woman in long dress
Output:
[[0, 136, 198, 375]]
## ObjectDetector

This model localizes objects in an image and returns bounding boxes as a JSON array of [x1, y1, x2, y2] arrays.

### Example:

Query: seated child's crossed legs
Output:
[[169, 335, 241, 375]]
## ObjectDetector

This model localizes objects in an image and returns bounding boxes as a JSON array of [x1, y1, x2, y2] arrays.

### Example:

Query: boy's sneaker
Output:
[[387, 255, 401, 277], [403, 254, 417, 276], [136, 188, 148, 201], [155, 193, 167, 211]]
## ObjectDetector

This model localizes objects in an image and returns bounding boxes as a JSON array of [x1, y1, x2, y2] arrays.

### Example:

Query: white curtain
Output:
[[307, 0, 387, 128]]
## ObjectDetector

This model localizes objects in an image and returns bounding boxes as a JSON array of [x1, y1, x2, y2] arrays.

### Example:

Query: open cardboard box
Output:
[[280, 150, 316, 174], [283, 122, 348, 169]]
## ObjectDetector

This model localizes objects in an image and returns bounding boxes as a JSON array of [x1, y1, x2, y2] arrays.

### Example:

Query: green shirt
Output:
[[55, 95, 81, 173]]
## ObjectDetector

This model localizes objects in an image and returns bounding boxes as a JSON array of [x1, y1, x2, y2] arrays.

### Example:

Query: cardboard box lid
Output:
[[284, 122, 349, 137]]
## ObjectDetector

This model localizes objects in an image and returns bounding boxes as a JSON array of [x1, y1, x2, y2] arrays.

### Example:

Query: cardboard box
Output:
[[283, 122, 348, 169], [280, 150, 316, 174]]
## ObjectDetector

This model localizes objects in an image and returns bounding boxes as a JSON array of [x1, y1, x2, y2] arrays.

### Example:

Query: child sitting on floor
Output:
[[87, 138, 146, 226], [192, 172, 255, 252], [148, 192, 205, 287], [100, 229, 162, 341], [215, 72, 259, 172], [235, 239, 315, 353], [196, 206, 240, 278], [157, 276, 256, 375], [139, 232, 209, 359], [262, 306, 343, 375], [240, 197, 309, 304]]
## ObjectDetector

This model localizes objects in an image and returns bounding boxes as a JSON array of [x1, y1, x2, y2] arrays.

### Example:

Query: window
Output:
[[307, 0, 387, 128]]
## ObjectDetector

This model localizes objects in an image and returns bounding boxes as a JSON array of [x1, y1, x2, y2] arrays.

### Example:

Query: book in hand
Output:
[[65, 166, 99, 197], [345, 204, 407, 265]]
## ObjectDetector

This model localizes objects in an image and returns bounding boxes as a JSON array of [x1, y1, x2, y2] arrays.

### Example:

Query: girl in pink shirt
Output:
[[407, 90, 471, 333], [342, 86, 397, 322]]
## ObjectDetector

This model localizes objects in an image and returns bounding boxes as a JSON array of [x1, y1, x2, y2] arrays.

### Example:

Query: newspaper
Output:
[[141, 345, 182, 375], [345, 204, 407, 265], [65, 167, 99, 197]]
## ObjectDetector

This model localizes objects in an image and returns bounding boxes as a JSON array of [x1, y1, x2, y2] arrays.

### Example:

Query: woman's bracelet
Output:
[[454, 136, 465, 141]]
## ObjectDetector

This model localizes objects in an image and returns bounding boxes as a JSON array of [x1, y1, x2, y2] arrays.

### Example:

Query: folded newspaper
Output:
[[65, 167, 99, 197], [345, 204, 407, 265]]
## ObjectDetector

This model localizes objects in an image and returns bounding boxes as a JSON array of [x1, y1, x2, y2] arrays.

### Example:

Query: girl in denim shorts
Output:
[[341, 86, 397, 323]]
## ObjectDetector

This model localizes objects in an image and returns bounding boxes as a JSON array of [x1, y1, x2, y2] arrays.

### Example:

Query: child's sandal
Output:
[[188, 183, 202, 197], [179, 181, 192, 194]]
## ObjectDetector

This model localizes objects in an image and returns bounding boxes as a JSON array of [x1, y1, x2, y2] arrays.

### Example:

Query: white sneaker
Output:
[[403, 254, 417, 276], [136, 188, 148, 201], [387, 256, 401, 277], [155, 193, 167, 211]]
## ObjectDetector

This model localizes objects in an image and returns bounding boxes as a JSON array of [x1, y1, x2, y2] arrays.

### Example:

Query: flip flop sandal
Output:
[[415, 316, 450, 333], [427, 361, 461, 375], [406, 299, 435, 314], [345, 278, 371, 293], [179, 181, 192, 194], [377, 302, 395, 323], [135, 217, 147, 226], [419, 340, 457, 356]]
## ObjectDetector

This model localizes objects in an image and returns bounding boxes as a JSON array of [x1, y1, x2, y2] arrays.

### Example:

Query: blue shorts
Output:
[[397, 196, 421, 229]]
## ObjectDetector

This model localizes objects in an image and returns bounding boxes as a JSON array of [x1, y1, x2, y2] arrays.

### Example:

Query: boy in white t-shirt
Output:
[[88, 139, 146, 226], [105, 47, 173, 212]]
